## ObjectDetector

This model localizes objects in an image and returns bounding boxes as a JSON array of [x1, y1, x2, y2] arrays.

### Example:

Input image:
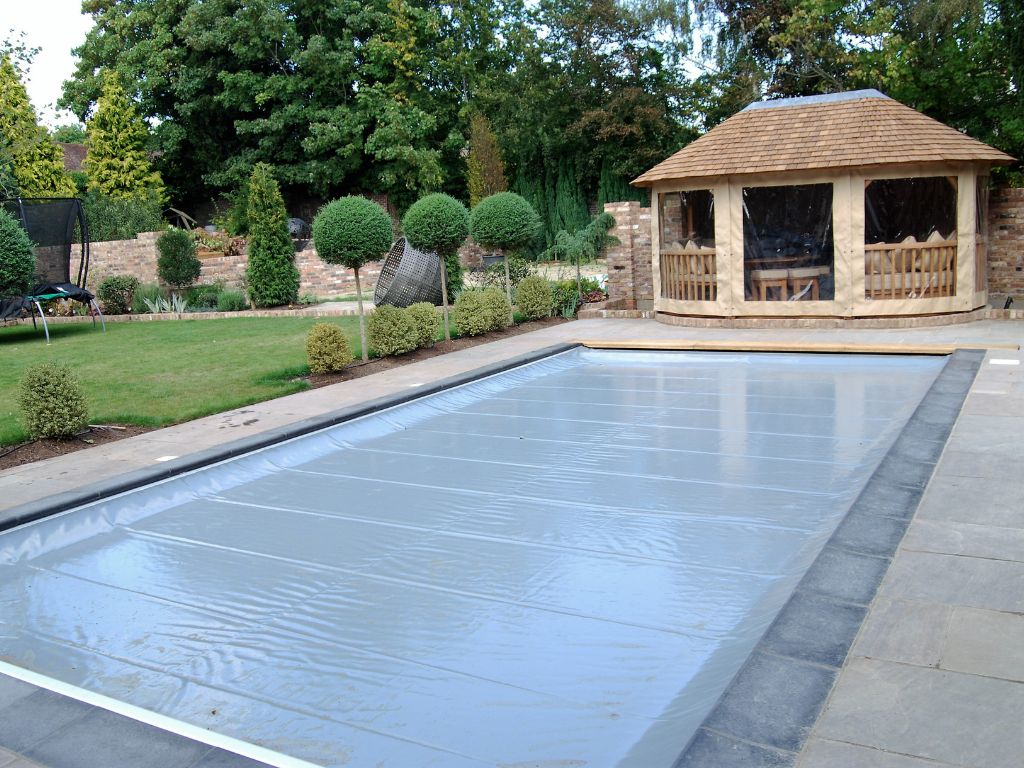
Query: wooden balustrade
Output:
[[660, 249, 717, 301], [864, 241, 957, 300]]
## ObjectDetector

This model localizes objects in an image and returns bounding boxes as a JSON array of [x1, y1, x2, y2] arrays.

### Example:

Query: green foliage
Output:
[[0, 209, 35, 297], [82, 189, 164, 242], [0, 57, 76, 198], [97, 275, 140, 314], [597, 158, 648, 207], [469, 192, 542, 252], [131, 283, 162, 313], [482, 256, 535, 293], [217, 290, 248, 312], [245, 163, 300, 308], [406, 302, 440, 347], [367, 304, 418, 356], [305, 322, 353, 374], [313, 196, 394, 269], [514, 275, 553, 320], [51, 124, 87, 143], [84, 71, 164, 200], [541, 212, 617, 263], [17, 362, 89, 439], [481, 286, 512, 329], [552, 279, 584, 316], [453, 287, 510, 336], [444, 251, 464, 296], [185, 283, 223, 310], [402, 193, 470, 258], [157, 228, 201, 289], [467, 114, 507, 207]]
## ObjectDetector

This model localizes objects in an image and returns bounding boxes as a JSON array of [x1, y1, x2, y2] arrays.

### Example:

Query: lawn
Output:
[[0, 316, 362, 445]]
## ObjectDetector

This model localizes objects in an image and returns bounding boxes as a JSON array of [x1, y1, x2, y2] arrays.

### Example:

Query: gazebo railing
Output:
[[660, 248, 717, 301], [864, 240, 957, 299]]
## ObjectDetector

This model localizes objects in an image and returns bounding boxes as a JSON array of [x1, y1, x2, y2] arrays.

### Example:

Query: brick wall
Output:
[[988, 187, 1024, 296], [603, 201, 653, 309], [84, 232, 381, 298]]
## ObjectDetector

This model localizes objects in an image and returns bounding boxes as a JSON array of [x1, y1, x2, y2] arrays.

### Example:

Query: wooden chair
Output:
[[750, 268, 788, 301]]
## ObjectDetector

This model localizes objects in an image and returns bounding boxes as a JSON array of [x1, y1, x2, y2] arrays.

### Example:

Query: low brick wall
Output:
[[988, 187, 1024, 297], [84, 232, 381, 298]]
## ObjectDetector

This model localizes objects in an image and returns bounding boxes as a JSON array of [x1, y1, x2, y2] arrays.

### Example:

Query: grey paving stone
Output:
[[941, 606, 1024, 682], [878, 550, 1024, 613], [798, 737, 961, 767], [23, 708, 210, 768], [701, 652, 838, 753], [0, 690, 91, 754], [886, 430, 948, 463], [676, 728, 794, 768], [814, 658, 1024, 768], [799, 546, 891, 606], [916, 473, 1024, 528], [942, 414, 1024, 453], [939, 449, 1019, 480], [850, 598, 950, 667], [849, 482, 923, 520], [761, 592, 866, 667], [903, 519, 1024, 562], [830, 513, 909, 558], [0, 675, 38, 709], [871, 456, 937, 491], [188, 748, 272, 767], [961, 391, 1024, 417], [0, 747, 18, 768]]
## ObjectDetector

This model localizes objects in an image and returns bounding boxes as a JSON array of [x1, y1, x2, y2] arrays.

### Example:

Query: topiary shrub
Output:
[[452, 289, 491, 337], [368, 304, 418, 357], [481, 286, 512, 331], [402, 193, 469, 317], [17, 362, 89, 439], [217, 290, 248, 312], [245, 163, 300, 307], [468, 192, 542, 253], [305, 323, 353, 374], [0, 208, 35, 297], [406, 302, 439, 348], [313, 196, 393, 362], [515, 275, 553, 320], [156, 227, 201, 289], [97, 275, 140, 314]]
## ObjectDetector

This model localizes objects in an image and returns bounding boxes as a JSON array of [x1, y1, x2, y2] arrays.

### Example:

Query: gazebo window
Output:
[[659, 190, 716, 301], [742, 184, 834, 302], [864, 177, 957, 299]]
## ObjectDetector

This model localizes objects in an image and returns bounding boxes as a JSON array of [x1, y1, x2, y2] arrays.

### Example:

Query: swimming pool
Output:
[[0, 348, 946, 767]]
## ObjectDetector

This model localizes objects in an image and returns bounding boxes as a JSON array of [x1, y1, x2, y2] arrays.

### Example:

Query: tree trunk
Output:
[[354, 267, 368, 362], [439, 254, 451, 342], [503, 253, 514, 323]]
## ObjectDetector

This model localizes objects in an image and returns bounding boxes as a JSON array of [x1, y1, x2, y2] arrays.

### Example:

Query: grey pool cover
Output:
[[0, 349, 944, 767]]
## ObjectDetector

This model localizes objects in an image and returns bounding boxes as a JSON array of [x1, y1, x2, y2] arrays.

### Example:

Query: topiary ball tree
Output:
[[313, 196, 393, 362], [402, 193, 469, 341], [0, 208, 35, 297], [469, 191, 541, 311]]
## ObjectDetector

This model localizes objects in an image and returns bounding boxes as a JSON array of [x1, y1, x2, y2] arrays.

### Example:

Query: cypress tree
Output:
[[245, 163, 300, 308], [466, 114, 507, 208], [0, 57, 75, 197], [84, 71, 163, 199]]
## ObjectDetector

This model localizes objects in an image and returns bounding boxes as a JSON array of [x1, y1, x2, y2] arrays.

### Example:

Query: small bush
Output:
[[185, 283, 223, 310], [515, 275, 553, 320], [368, 304, 418, 357], [452, 289, 489, 337], [217, 290, 248, 312], [0, 208, 35, 297], [552, 281, 580, 317], [406, 302, 440, 348], [97, 275, 140, 314], [18, 362, 89, 439], [157, 228, 201, 288], [481, 286, 512, 330], [482, 255, 534, 293], [82, 189, 164, 242], [132, 283, 162, 313], [305, 323, 353, 374]]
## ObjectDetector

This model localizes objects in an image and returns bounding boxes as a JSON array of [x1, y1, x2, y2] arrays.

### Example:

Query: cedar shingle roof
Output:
[[633, 90, 1013, 187], [59, 143, 86, 172]]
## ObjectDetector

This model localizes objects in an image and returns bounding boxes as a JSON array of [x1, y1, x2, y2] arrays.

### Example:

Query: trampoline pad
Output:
[[0, 349, 944, 767]]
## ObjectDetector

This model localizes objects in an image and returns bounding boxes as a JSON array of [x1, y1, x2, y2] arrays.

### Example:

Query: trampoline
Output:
[[0, 348, 947, 767], [0, 197, 105, 341]]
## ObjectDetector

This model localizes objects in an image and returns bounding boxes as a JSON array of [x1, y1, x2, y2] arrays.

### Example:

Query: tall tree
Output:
[[245, 163, 300, 307], [0, 57, 76, 198], [466, 114, 507, 207], [84, 71, 164, 199]]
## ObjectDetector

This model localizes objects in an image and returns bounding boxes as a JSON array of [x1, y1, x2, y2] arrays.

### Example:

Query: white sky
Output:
[[4, 0, 94, 127]]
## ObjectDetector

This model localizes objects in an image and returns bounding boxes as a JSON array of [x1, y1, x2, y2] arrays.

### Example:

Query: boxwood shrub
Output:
[[368, 304, 418, 356], [97, 275, 140, 314], [481, 286, 512, 330], [18, 362, 89, 439], [406, 302, 439, 348], [515, 275, 553, 320], [305, 323, 353, 374], [157, 228, 201, 289]]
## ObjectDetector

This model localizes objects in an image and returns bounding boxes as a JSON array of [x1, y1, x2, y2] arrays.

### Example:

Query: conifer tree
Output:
[[0, 57, 75, 198], [245, 163, 300, 308], [466, 114, 507, 208], [84, 71, 163, 199]]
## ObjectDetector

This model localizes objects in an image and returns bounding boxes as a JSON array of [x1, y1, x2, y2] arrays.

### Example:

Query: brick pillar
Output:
[[988, 187, 1024, 297], [604, 201, 653, 309]]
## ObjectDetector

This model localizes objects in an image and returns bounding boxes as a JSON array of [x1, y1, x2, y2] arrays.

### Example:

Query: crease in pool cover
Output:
[[0, 348, 957, 767]]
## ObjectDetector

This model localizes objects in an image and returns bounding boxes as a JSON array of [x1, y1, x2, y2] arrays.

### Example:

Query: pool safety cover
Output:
[[0, 349, 944, 767]]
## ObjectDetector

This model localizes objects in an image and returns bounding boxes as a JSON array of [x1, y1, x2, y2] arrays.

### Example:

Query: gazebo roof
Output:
[[633, 90, 1014, 187]]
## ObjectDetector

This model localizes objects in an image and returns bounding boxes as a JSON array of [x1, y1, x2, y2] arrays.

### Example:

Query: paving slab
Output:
[[812, 658, 1024, 768], [941, 607, 1024, 682], [799, 738, 962, 767], [850, 598, 951, 667], [915, 474, 1024, 528], [878, 549, 1024, 612], [903, 519, 1024, 561]]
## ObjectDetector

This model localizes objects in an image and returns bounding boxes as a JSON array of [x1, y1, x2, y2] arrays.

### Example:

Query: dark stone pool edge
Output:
[[672, 348, 985, 768]]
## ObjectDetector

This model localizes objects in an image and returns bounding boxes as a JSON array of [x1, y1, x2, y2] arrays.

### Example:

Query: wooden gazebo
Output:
[[633, 90, 1013, 320]]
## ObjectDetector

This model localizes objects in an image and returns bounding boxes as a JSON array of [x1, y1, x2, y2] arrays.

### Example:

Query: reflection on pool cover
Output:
[[0, 349, 944, 767]]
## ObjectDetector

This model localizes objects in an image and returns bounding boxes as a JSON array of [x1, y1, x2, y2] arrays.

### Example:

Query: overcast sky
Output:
[[6, 0, 94, 127]]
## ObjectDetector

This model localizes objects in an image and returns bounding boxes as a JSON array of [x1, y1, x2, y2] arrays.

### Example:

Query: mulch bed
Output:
[[0, 317, 569, 473]]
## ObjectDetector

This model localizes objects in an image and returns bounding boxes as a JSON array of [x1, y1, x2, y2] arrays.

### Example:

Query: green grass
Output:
[[0, 317, 362, 445]]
